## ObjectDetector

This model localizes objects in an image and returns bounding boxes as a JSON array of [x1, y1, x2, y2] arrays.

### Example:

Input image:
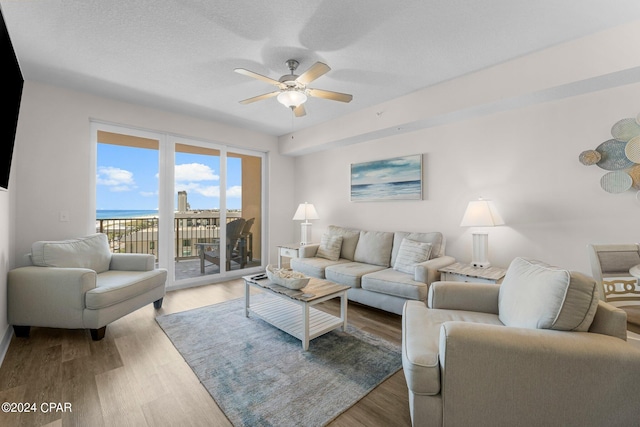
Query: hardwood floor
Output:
[[0, 279, 411, 427]]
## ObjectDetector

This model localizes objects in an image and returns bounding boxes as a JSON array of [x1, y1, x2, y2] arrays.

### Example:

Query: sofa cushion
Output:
[[354, 230, 394, 267], [290, 256, 350, 279], [87, 269, 167, 309], [327, 225, 361, 261], [362, 268, 429, 301], [402, 300, 503, 395], [316, 234, 343, 261], [31, 233, 112, 274], [391, 232, 444, 265], [498, 258, 599, 331], [325, 262, 387, 288], [393, 238, 432, 274]]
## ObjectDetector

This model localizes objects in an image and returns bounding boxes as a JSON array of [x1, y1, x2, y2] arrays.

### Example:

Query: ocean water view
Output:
[[351, 180, 422, 201], [96, 209, 159, 219]]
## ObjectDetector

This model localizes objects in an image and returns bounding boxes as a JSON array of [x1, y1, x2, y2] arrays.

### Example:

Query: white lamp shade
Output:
[[292, 202, 319, 222], [460, 199, 505, 227], [277, 90, 307, 108]]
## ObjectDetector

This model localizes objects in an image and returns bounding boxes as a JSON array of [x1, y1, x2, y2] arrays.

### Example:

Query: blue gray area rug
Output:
[[156, 297, 402, 427]]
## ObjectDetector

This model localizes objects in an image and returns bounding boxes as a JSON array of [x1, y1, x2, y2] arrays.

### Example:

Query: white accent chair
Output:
[[8, 233, 167, 340], [402, 257, 640, 427]]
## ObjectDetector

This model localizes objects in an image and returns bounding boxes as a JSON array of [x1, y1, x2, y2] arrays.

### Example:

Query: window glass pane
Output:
[[96, 131, 159, 262], [175, 143, 223, 279], [229, 151, 262, 270]]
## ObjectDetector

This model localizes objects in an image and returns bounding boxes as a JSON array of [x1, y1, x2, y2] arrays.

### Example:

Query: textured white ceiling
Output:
[[2, 0, 640, 136]]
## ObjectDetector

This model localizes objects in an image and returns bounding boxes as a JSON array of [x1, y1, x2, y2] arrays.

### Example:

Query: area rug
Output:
[[156, 297, 402, 427]]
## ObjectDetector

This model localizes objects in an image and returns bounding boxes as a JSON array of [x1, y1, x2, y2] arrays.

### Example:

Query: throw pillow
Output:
[[393, 238, 432, 275], [498, 257, 599, 331], [31, 233, 112, 273], [353, 230, 394, 267], [316, 234, 343, 261], [327, 225, 360, 260]]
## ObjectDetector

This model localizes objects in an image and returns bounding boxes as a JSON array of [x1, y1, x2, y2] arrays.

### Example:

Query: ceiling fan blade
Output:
[[296, 62, 331, 85], [293, 104, 306, 117], [307, 88, 353, 103], [239, 91, 280, 104], [234, 68, 284, 88]]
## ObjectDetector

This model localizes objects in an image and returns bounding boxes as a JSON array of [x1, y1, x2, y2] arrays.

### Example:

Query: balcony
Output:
[[96, 212, 260, 280]]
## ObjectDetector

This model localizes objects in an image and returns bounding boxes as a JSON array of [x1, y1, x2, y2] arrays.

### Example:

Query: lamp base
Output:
[[300, 222, 312, 245], [471, 260, 492, 268], [471, 232, 491, 269]]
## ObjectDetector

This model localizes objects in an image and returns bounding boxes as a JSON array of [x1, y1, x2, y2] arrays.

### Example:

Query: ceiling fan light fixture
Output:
[[277, 89, 307, 109]]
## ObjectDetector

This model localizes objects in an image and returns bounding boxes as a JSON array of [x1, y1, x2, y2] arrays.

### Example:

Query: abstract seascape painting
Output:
[[350, 154, 423, 201]]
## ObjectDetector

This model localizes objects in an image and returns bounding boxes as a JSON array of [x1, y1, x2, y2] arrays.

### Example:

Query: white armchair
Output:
[[402, 257, 640, 427], [8, 233, 167, 340]]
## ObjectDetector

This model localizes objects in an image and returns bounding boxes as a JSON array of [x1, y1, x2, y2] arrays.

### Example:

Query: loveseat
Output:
[[291, 225, 456, 314], [402, 257, 640, 427], [8, 233, 167, 340]]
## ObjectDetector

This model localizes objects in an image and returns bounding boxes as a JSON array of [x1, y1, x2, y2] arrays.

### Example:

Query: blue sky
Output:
[[97, 144, 242, 210]]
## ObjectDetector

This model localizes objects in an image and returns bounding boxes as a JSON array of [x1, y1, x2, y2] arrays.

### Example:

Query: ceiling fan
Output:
[[234, 59, 353, 117]]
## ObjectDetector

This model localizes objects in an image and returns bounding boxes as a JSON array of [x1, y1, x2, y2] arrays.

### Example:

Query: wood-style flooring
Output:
[[0, 279, 412, 427]]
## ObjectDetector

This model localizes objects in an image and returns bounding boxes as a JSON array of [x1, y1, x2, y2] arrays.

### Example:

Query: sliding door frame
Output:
[[91, 120, 267, 290]]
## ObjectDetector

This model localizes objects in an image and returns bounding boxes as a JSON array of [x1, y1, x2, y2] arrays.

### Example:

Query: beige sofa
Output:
[[8, 233, 167, 340], [291, 225, 456, 314], [402, 257, 640, 427]]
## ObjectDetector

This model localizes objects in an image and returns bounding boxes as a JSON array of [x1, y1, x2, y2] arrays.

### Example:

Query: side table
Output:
[[438, 262, 507, 284], [277, 243, 304, 268]]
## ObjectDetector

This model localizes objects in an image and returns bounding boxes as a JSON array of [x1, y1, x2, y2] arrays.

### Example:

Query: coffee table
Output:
[[243, 274, 349, 350]]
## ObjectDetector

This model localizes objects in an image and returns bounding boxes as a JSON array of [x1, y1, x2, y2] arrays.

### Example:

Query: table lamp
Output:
[[460, 198, 504, 268], [293, 202, 319, 245]]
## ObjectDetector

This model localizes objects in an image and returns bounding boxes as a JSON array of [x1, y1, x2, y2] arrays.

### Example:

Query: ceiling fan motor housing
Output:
[[279, 74, 302, 88], [280, 59, 302, 88]]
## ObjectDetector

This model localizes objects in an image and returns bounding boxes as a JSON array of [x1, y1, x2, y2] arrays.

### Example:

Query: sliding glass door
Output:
[[93, 122, 265, 288], [228, 148, 263, 274], [172, 139, 264, 282]]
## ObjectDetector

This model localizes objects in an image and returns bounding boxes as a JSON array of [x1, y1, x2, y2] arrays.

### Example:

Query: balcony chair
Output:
[[240, 217, 255, 263], [8, 233, 167, 341], [587, 243, 640, 332], [201, 218, 246, 272], [402, 257, 640, 427]]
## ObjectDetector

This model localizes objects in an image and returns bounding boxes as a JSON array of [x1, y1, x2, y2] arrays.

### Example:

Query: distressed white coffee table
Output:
[[243, 274, 349, 350]]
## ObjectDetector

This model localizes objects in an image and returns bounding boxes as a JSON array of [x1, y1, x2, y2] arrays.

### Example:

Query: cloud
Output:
[[175, 182, 217, 198], [227, 185, 242, 198], [174, 161, 239, 201], [175, 183, 242, 199], [139, 191, 157, 197], [175, 163, 219, 182], [97, 166, 136, 192]]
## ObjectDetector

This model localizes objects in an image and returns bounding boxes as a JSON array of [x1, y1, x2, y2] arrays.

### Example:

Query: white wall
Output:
[[289, 22, 640, 276], [0, 188, 10, 358], [293, 82, 640, 275], [11, 81, 295, 270]]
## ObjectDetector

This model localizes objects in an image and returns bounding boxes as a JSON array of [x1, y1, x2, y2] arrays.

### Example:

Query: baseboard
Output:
[[0, 324, 13, 367]]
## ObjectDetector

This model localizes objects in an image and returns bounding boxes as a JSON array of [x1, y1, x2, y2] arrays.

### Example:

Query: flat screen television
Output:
[[0, 6, 24, 191]]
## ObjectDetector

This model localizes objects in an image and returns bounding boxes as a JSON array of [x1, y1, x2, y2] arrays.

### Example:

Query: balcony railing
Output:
[[96, 215, 240, 261]]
